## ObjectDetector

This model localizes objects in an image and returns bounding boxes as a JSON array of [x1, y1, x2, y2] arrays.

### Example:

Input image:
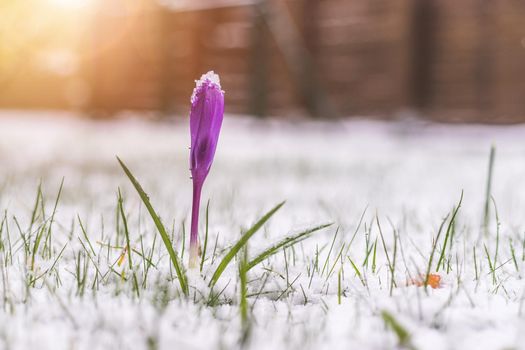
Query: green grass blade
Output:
[[473, 246, 479, 280], [371, 237, 378, 273], [117, 189, 140, 297], [30, 225, 46, 277], [117, 157, 188, 296], [436, 191, 463, 272], [337, 269, 342, 304], [362, 240, 374, 268], [484, 243, 496, 285], [424, 213, 448, 288], [491, 196, 500, 270], [28, 180, 43, 233], [77, 215, 96, 256], [483, 145, 495, 235], [510, 239, 519, 272], [321, 227, 339, 276], [381, 310, 414, 349], [43, 178, 64, 259], [208, 201, 285, 288], [246, 223, 332, 271], [348, 256, 365, 286], [376, 216, 393, 274], [200, 200, 210, 272], [238, 246, 250, 346]]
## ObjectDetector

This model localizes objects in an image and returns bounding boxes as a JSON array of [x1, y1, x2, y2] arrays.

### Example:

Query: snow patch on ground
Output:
[[0, 113, 523, 349]]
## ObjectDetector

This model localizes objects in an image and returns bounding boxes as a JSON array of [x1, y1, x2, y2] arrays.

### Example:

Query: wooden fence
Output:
[[1, 0, 525, 122]]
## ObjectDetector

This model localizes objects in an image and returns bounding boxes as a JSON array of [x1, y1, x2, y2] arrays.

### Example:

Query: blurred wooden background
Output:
[[0, 0, 524, 122]]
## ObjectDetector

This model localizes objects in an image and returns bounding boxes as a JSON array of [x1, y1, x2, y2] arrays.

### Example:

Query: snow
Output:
[[0, 112, 524, 349], [191, 71, 223, 104]]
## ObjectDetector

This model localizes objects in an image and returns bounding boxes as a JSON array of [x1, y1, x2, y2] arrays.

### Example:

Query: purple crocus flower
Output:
[[189, 71, 225, 268]]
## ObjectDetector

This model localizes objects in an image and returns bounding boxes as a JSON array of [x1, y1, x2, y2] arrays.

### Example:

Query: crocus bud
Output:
[[189, 71, 225, 268]]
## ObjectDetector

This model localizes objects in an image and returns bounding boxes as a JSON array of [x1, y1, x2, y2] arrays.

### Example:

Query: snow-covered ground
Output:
[[0, 112, 524, 350]]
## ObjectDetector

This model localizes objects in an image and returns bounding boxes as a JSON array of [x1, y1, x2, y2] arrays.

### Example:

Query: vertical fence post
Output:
[[301, 0, 323, 118], [249, 0, 269, 118], [475, 0, 494, 119], [410, 0, 436, 112], [158, 5, 173, 117]]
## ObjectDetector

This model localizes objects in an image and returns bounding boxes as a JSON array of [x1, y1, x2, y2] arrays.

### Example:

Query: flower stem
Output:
[[189, 181, 203, 268]]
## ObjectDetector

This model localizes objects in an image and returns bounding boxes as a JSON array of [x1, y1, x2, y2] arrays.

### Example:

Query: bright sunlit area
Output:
[[47, 0, 93, 10]]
